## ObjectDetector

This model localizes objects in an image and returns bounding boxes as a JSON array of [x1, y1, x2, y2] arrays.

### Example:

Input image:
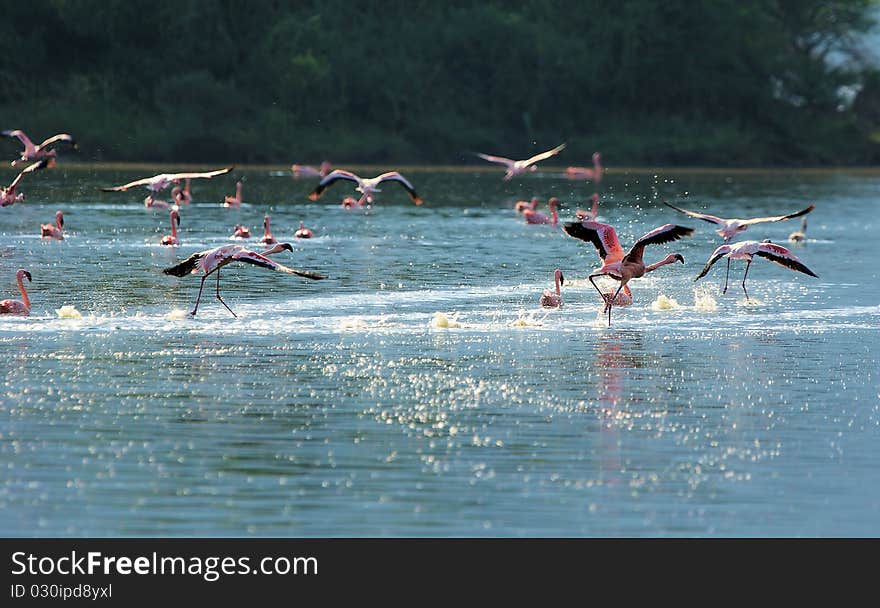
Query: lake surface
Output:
[[1, 164, 878, 537]]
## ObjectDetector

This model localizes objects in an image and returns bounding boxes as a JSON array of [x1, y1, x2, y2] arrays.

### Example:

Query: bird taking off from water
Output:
[[663, 201, 814, 243], [694, 240, 817, 302], [309, 170, 423, 207], [163, 243, 326, 317], [563, 220, 693, 326], [474, 143, 566, 180], [0, 158, 51, 207], [3, 129, 77, 166]]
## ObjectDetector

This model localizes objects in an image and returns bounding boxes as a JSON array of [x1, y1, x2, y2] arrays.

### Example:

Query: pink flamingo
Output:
[[575, 193, 600, 221], [40, 210, 64, 240], [100, 167, 233, 205], [162, 243, 326, 317], [788, 217, 808, 244], [3, 129, 76, 166], [231, 224, 251, 239], [562, 220, 694, 325], [540, 269, 564, 308], [291, 161, 332, 179], [0, 269, 32, 316], [474, 143, 566, 180], [564, 152, 603, 182], [524, 197, 559, 225], [294, 221, 313, 239], [160, 208, 180, 246], [309, 170, 423, 207], [341, 196, 359, 209], [515, 197, 540, 214], [694, 239, 817, 301], [260, 215, 277, 245], [664, 201, 815, 243], [223, 181, 243, 207], [0, 158, 51, 207], [172, 179, 192, 206]]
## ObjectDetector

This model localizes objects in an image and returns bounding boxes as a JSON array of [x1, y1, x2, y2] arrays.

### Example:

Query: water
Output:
[[1, 164, 878, 537]]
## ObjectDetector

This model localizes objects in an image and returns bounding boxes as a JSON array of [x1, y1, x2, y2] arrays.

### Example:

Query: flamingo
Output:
[[160, 208, 180, 246], [515, 197, 540, 214], [575, 193, 600, 221], [100, 167, 234, 207], [694, 240, 817, 302], [524, 197, 559, 225], [294, 221, 313, 239], [341, 196, 359, 209], [564, 152, 603, 182], [474, 143, 566, 180], [172, 179, 193, 206], [162, 243, 326, 317], [40, 210, 64, 240], [309, 170, 423, 207], [231, 224, 251, 239], [3, 129, 76, 166], [291, 161, 332, 179], [0, 269, 32, 316], [788, 217, 808, 243], [562, 220, 694, 325], [260, 215, 277, 245], [663, 201, 815, 242], [540, 269, 564, 308], [223, 181, 243, 207], [0, 159, 51, 207]]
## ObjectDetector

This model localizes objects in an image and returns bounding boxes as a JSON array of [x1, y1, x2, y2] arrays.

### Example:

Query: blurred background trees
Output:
[[1, 0, 877, 165]]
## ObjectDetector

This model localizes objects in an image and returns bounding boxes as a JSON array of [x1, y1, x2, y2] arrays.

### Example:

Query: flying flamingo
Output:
[[100, 167, 233, 207], [162, 243, 326, 317], [3, 129, 77, 166], [160, 208, 180, 246], [291, 161, 332, 179], [694, 240, 817, 302], [309, 170, 423, 207], [524, 197, 559, 225], [474, 143, 566, 180], [0, 269, 32, 316], [260, 215, 277, 245], [223, 181, 243, 207], [562, 220, 694, 325], [172, 179, 192, 206], [231, 224, 251, 239], [0, 159, 51, 207], [663, 201, 815, 242], [575, 193, 600, 221], [294, 221, 313, 239], [564, 152, 603, 182], [788, 217, 808, 243], [540, 269, 564, 308], [515, 197, 540, 214], [40, 210, 64, 240]]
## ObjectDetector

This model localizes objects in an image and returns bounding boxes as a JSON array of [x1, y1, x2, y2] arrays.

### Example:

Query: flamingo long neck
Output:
[[56, 215, 63, 230], [550, 201, 558, 225], [590, 195, 598, 218], [184, 179, 191, 196], [645, 254, 680, 273], [17, 276, 30, 310], [170, 215, 177, 238], [264, 218, 272, 238], [554, 274, 562, 297], [236, 182, 242, 198]]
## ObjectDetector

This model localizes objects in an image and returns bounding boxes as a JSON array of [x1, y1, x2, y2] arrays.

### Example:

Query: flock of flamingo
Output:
[[0, 133, 819, 323]]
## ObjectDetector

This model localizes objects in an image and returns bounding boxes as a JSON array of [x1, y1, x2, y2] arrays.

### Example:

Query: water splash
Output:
[[693, 286, 718, 312], [651, 294, 681, 310], [431, 312, 463, 328], [166, 308, 190, 321], [55, 305, 83, 319]]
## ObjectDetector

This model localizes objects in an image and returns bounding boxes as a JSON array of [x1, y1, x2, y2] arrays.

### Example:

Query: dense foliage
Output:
[[2, 0, 878, 165]]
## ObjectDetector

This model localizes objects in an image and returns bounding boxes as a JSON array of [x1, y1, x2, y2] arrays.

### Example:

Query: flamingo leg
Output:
[[722, 258, 731, 294], [605, 282, 627, 327], [741, 259, 752, 302], [214, 268, 237, 318], [588, 273, 614, 312], [191, 274, 208, 316]]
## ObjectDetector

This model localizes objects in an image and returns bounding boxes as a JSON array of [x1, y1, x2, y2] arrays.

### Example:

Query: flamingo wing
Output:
[[233, 249, 326, 279], [8, 159, 50, 189], [694, 244, 732, 281], [2, 130, 36, 154], [100, 175, 163, 192], [562, 220, 625, 263], [522, 143, 566, 166], [376, 172, 423, 205], [38, 133, 77, 150], [663, 201, 726, 225], [625, 224, 695, 263], [162, 251, 207, 277], [755, 243, 818, 277], [474, 152, 515, 168], [739, 204, 815, 226], [308, 170, 362, 200], [164, 167, 234, 181]]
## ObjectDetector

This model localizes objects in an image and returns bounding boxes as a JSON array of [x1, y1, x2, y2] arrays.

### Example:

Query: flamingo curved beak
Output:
[[674, 254, 684, 263], [23, 271, 32, 282], [280, 243, 294, 252]]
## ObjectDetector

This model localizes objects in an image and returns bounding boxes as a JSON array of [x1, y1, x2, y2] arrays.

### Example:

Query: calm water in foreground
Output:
[[1, 164, 878, 537]]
